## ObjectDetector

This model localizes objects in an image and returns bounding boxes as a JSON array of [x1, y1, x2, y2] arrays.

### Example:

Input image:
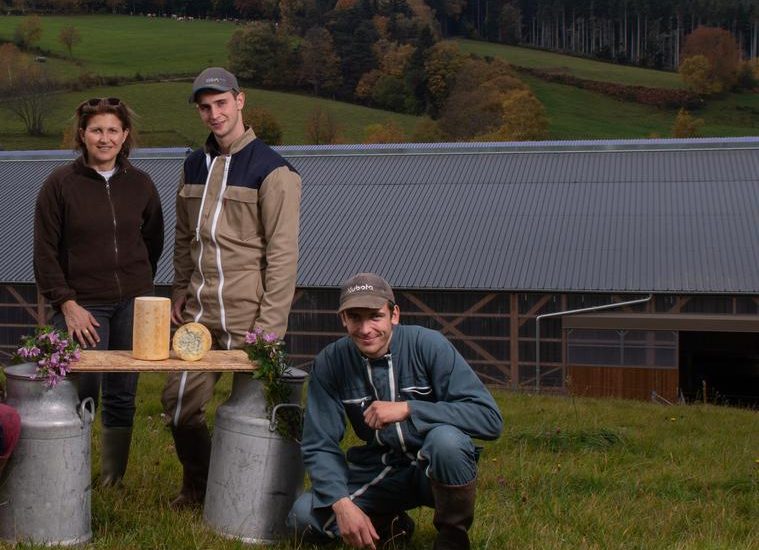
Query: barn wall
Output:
[[1, 285, 757, 402]]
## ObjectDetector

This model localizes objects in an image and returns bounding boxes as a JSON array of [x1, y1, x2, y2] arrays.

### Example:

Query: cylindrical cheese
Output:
[[132, 297, 171, 360]]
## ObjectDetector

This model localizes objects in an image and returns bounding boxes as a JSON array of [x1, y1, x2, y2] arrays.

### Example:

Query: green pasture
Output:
[[523, 75, 675, 139], [1, 374, 755, 549], [0, 82, 422, 150], [0, 14, 233, 77], [523, 75, 759, 139], [457, 38, 685, 89]]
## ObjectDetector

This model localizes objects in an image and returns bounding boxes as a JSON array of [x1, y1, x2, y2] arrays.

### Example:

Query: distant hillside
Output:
[[456, 39, 684, 89]]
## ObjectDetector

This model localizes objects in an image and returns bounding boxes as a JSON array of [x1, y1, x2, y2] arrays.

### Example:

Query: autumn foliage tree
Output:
[[242, 105, 284, 145], [424, 40, 465, 116], [305, 106, 344, 144], [679, 55, 722, 96], [479, 89, 549, 141], [299, 26, 342, 96], [228, 22, 299, 89], [58, 25, 81, 58], [671, 108, 704, 138], [14, 15, 42, 48], [437, 57, 528, 140], [363, 120, 406, 143], [680, 26, 741, 94], [0, 43, 57, 136]]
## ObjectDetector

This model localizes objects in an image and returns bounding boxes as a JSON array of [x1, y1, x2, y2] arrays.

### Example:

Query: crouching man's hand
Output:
[[363, 401, 410, 430], [332, 497, 379, 549]]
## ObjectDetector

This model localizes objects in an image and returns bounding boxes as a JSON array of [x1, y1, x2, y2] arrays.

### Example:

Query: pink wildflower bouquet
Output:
[[244, 327, 299, 439], [13, 326, 81, 387]]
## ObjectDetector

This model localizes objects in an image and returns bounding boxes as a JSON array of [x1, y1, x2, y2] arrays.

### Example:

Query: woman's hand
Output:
[[60, 300, 100, 348]]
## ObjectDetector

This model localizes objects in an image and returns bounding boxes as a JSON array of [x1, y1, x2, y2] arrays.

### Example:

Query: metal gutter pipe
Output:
[[534, 294, 653, 392]]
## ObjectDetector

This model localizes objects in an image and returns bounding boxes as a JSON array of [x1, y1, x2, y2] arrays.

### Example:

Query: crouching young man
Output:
[[288, 273, 503, 549]]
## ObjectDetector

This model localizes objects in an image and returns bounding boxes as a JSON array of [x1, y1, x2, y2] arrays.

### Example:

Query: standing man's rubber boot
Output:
[[100, 426, 133, 487], [170, 424, 212, 509], [371, 511, 415, 547], [431, 479, 477, 550]]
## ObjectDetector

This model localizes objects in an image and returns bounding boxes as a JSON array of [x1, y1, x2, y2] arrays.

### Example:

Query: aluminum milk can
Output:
[[204, 368, 307, 544], [0, 363, 95, 546]]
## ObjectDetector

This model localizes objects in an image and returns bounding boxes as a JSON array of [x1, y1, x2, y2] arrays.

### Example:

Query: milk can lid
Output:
[[282, 366, 308, 381]]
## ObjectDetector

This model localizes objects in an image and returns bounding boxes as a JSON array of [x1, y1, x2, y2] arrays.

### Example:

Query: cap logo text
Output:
[[347, 284, 373, 294]]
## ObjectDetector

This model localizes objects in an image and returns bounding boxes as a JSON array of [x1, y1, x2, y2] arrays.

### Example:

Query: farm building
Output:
[[1, 138, 758, 405]]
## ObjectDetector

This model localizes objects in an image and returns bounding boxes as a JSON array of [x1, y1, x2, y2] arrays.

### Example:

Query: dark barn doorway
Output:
[[680, 332, 759, 406]]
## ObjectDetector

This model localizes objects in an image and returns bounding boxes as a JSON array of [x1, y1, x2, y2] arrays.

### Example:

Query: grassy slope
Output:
[[457, 38, 685, 89], [0, 82, 422, 149], [0, 15, 232, 77], [458, 39, 759, 139], [521, 75, 675, 139], [0, 15, 420, 149], [22, 375, 754, 549]]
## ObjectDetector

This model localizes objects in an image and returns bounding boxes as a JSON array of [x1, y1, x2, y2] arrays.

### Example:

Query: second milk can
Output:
[[204, 368, 307, 544]]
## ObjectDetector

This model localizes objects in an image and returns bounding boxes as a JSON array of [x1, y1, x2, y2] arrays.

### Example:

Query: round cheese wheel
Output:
[[172, 322, 212, 362]]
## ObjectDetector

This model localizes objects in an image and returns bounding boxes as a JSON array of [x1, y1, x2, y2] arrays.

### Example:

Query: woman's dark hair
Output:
[[73, 97, 137, 159]]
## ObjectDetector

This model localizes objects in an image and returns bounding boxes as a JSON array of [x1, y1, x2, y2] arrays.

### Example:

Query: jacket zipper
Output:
[[104, 177, 123, 300]]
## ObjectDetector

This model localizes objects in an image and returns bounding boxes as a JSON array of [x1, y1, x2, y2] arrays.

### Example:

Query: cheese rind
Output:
[[172, 323, 212, 362], [132, 297, 171, 360]]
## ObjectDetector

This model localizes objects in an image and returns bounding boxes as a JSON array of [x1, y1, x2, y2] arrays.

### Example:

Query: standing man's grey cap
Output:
[[189, 67, 240, 103], [338, 273, 396, 313]]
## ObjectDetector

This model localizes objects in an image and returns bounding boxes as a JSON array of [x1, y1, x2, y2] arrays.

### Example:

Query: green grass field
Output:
[[524, 74, 759, 140], [2, 375, 755, 549], [0, 15, 232, 77], [457, 38, 685, 89], [0, 82, 422, 149]]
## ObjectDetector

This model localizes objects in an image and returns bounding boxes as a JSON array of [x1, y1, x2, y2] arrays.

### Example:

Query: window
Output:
[[568, 329, 676, 368]]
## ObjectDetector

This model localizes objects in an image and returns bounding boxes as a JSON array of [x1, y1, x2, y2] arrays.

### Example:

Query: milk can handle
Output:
[[268, 403, 303, 433], [78, 397, 96, 427]]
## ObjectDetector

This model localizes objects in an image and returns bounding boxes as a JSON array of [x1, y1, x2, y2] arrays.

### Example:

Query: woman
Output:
[[33, 97, 164, 486]]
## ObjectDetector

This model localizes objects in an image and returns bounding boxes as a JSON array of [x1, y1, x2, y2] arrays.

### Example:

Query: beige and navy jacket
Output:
[[172, 128, 301, 348]]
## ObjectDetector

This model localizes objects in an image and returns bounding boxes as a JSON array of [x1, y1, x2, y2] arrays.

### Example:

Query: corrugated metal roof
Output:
[[2, 138, 758, 293]]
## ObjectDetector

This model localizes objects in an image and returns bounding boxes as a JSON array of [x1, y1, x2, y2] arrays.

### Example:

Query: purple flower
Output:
[[263, 332, 278, 344], [14, 326, 80, 386]]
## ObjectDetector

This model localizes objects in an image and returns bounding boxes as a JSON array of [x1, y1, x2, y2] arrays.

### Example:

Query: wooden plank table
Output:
[[72, 350, 255, 372]]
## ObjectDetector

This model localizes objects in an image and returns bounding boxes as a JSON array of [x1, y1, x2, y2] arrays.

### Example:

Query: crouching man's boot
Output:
[[170, 424, 212, 509], [100, 426, 133, 487], [431, 479, 477, 550]]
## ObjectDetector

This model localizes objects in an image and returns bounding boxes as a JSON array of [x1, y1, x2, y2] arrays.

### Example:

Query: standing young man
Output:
[[288, 273, 503, 549], [162, 67, 301, 508]]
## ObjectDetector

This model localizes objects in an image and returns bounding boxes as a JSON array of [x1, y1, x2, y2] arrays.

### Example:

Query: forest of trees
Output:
[[502, 0, 758, 69], [4, 0, 757, 70]]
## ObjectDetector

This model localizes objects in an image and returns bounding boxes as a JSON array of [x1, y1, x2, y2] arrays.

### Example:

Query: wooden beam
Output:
[[37, 290, 50, 325], [510, 293, 519, 389], [401, 292, 506, 372], [518, 294, 553, 327], [668, 296, 690, 313], [5, 286, 42, 324]]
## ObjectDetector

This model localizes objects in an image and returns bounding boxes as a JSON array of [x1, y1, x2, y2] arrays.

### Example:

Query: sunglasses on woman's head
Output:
[[77, 97, 122, 113], [86, 97, 121, 106]]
